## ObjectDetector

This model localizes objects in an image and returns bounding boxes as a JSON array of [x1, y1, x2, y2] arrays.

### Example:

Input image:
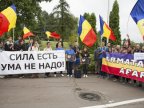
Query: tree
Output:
[[109, 0, 121, 45], [52, 0, 77, 40], [0, 0, 52, 39]]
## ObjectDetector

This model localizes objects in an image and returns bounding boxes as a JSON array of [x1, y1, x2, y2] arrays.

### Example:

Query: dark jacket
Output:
[[81, 51, 90, 64]]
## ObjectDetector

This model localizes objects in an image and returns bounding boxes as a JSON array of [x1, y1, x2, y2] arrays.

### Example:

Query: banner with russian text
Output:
[[102, 53, 144, 82], [0, 51, 65, 75]]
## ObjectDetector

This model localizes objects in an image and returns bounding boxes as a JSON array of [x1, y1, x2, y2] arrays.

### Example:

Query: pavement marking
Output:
[[81, 98, 144, 108]]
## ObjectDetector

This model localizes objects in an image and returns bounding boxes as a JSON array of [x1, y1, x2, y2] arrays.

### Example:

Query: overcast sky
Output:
[[40, 0, 143, 43]]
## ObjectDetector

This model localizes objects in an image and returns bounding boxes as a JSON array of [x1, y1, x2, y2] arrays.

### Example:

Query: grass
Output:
[[40, 40, 69, 50], [25, 40, 69, 50]]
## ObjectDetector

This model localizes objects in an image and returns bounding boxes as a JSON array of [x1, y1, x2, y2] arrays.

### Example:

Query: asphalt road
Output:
[[0, 75, 143, 108]]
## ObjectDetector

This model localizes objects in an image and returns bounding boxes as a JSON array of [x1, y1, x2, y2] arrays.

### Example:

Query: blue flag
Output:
[[130, 0, 144, 40]]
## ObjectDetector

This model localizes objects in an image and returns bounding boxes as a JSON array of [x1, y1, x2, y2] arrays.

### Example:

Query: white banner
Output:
[[134, 53, 144, 61], [0, 51, 66, 75]]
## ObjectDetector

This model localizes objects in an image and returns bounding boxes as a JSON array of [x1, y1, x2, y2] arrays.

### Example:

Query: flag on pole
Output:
[[78, 15, 97, 47], [0, 4, 17, 36], [23, 27, 34, 39], [99, 15, 116, 41], [45, 31, 60, 39], [130, 0, 144, 40]]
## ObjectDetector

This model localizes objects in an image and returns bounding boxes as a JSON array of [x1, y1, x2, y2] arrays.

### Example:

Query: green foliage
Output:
[[83, 13, 97, 34], [52, 0, 78, 40], [109, 0, 121, 45], [0, 0, 52, 39]]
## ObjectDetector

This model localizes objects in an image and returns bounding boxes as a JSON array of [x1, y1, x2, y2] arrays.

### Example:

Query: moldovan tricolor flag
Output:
[[99, 15, 116, 41], [45, 31, 60, 39], [23, 27, 34, 39], [0, 4, 17, 36], [130, 0, 144, 41], [78, 15, 97, 47]]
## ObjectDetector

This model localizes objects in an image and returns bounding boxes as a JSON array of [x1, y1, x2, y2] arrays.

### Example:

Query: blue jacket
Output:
[[98, 47, 108, 59]]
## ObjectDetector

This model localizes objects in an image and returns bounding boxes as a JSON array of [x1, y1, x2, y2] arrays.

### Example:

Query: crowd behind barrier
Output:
[[0, 36, 144, 87]]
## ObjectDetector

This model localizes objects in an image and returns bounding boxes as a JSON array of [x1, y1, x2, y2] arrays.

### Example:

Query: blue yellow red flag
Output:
[[78, 15, 97, 47], [0, 4, 17, 36], [23, 27, 34, 39], [99, 15, 116, 41], [130, 0, 144, 41], [45, 31, 60, 39]]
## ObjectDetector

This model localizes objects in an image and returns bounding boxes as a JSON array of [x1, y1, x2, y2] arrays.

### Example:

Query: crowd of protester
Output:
[[0, 36, 90, 78], [94, 35, 144, 87], [0, 35, 143, 87]]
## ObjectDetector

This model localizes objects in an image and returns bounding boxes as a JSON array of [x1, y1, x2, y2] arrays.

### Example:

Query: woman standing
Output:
[[55, 42, 65, 77], [28, 41, 39, 78], [44, 42, 52, 77], [81, 47, 90, 78], [28, 41, 39, 51], [65, 45, 75, 77]]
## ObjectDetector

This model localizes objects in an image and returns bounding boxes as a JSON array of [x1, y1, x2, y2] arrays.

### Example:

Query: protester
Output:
[[15, 36, 22, 45], [43, 42, 52, 77], [0, 41, 5, 51], [0, 41, 5, 78], [97, 41, 108, 78], [81, 46, 90, 78], [55, 42, 64, 77], [94, 45, 100, 75], [72, 41, 80, 69], [133, 43, 142, 87], [28, 41, 39, 51], [5, 36, 15, 51], [15, 39, 27, 51], [56, 38, 63, 48], [27, 39, 34, 50], [28, 41, 39, 78], [142, 46, 144, 52], [44, 41, 52, 51], [65, 45, 75, 77], [120, 36, 131, 83], [107, 42, 112, 53]]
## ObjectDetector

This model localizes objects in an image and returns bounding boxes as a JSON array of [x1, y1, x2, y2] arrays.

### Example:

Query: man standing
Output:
[[65, 45, 75, 77]]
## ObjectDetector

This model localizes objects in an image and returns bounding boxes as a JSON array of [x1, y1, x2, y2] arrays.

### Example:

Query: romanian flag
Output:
[[0, 4, 17, 36], [45, 31, 60, 39], [78, 15, 97, 47], [99, 15, 116, 41], [23, 27, 34, 39], [130, 0, 144, 41]]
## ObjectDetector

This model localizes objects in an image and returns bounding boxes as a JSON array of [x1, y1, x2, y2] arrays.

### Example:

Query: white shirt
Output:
[[43, 47, 52, 51], [28, 46, 39, 51]]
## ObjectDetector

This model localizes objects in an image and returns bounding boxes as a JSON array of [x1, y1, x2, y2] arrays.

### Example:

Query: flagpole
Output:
[[13, 28, 15, 42], [126, 15, 130, 35], [107, 0, 110, 44]]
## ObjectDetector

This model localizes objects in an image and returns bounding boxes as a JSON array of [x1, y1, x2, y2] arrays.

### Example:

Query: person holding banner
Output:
[[133, 44, 143, 87], [5, 36, 15, 51], [81, 47, 90, 78], [44, 42, 52, 77], [15, 36, 22, 45], [65, 45, 76, 77], [56, 38, 63, 48], [97, 41, 108, 78], [28, 41, 39, 78], [142, 46, 144, 52], [28, 41, 39, 51], [0, 41, 5, 51], [73, 41, 80, 69], [55, 42, 64, 77], [15, 39, 27, 51], [27, 39, 34, 51]]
